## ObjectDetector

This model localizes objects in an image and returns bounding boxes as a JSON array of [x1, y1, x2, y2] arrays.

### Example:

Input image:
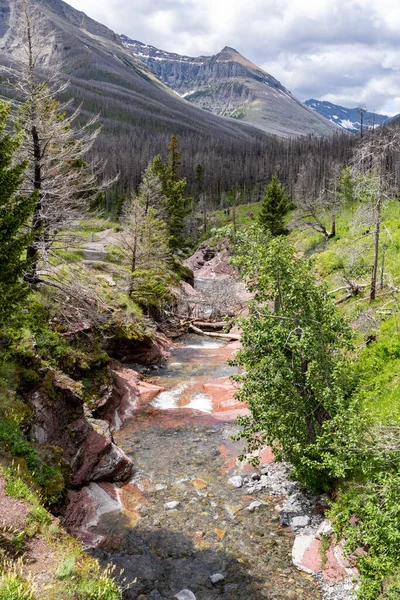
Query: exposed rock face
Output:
[[105, 331, 171, 364], [122, 37, 339, 137], [184, 239, 234, 280], [98, 364, 165, 430], [29, 369, 133, 487]]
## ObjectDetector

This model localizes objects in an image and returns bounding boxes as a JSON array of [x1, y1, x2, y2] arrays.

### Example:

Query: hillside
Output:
[[122, 37, 340, 138], [0, 0, 273, 202]]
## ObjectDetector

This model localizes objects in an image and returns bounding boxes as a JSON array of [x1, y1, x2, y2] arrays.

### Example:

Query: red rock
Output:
[[138, 381, 166, 403], [349, 513, 359, 527], [203, 377, 245, 413], [71, 424, 133, 486]]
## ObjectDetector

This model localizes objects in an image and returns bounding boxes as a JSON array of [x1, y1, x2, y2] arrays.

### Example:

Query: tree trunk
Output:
[[370, 195, 382, 302]]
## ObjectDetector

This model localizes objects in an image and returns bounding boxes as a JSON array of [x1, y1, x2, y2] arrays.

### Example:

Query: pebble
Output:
[[316, 519, 334, 539], [174, 590, 196, 600], [210, 573, 225, 584], [291, 515, 311, 529], [164, 501, 180, 510], [246, 500, 265, 512], [228, 475, 243, 488]]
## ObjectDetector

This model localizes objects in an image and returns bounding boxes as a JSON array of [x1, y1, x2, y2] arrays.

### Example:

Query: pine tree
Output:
[[0, 102, 36, 324], [258, 174, 290, 236], [152, 135, 191, 254], [119, 194, 169, 288], [138, 163, 164, 215]]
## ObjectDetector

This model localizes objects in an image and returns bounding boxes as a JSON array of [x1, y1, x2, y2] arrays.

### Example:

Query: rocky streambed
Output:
[[62, 333, 356, 600]]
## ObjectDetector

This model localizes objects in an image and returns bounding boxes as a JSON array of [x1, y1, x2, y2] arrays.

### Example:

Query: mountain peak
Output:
[[220, 46, 240, 54]]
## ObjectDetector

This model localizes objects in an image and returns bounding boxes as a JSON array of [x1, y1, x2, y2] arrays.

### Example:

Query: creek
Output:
[[93, 334, 321, 600]]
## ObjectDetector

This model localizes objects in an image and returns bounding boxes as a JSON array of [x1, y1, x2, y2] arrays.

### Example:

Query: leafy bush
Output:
[[0, 422, 64, 502], [130, 269, 174, 311], [231, 235, 365, 490], [330, 472, 400, 599]]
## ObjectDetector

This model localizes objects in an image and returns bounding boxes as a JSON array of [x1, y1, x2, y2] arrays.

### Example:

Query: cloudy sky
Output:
[[68, 0, 400, 115]]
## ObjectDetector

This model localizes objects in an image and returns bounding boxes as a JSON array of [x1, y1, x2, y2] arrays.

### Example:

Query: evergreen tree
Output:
[[152, 136, 191, 254], [258, 174, 290, 236], [138, 163, 164, 215], [118, 193, 170, 294], [0, 102, 36, 324]]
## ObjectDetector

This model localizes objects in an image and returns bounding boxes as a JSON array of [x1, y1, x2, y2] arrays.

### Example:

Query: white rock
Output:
[[316, 519, 334, 539], [174, 590, 196, 600], [292, 534, 315, 574], [246, 501, 264, 512], [210, 573, 225, 584], [291, 515, 311, 529], [228, 475, 243, 488], [164, 501, 180, 510]]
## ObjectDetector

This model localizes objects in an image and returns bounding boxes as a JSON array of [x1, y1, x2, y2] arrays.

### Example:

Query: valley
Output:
[[1, 1, 400, 600]]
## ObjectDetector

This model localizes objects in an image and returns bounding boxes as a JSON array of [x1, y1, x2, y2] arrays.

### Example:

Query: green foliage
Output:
[[129, 269, 174, 312], [56, 556, 77, 580], [55, 557, 122, 599], [353, 318, 400, 424], [313, 248, 344, 276], [0, 563, 36, 600], [152, 136, 191, 254], [258, 174, 290, 236], [231, 234, 364, 490], [0, 102, 37, 327], [337, 166, 356, 205], [330, 473, 400, 599], [0, 421, 64, 502]]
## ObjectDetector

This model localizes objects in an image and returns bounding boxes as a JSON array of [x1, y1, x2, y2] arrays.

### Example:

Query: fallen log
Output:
[[189, 323, 240, 340], [193, 321, 227, 330]]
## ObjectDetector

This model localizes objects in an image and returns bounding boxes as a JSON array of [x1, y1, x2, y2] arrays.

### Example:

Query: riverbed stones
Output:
[[174, 590, 196, 600], [228, 475, 243, 488], [291, 515, 311, 530], [210, 573, 225, 584], [316, 519, 334, 539]]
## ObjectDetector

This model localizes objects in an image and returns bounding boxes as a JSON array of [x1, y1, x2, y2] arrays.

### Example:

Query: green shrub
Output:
[[330, 472, 400, 599], [0, 423, 64, 503], [130, 269, 174, 310]]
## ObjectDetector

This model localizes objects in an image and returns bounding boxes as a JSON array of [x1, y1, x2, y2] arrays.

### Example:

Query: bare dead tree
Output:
[[353, 125, 400, 302], [292, 163, 344, 238], [2, 0, 111, 284]]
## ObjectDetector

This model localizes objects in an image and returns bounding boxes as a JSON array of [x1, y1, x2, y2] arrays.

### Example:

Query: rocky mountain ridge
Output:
[[122, 36, 340, 138], [305, 99, 393, 133]]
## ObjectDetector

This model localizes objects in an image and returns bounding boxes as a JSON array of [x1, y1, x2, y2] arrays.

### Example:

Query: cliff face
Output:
[[29, 368, 134, 488], [123, 38, 340, 137]]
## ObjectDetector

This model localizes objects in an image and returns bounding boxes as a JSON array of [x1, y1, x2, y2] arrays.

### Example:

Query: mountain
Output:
[[305, 99, 391, 133], [122, 37, 339, 138], [0, 0, 274, 201]]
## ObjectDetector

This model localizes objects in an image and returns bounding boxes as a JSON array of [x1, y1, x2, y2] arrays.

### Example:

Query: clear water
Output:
[[93, 334, 320, 600]]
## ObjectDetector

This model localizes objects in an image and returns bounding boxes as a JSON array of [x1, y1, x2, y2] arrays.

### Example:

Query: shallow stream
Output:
[[94, 334, 321, 600]]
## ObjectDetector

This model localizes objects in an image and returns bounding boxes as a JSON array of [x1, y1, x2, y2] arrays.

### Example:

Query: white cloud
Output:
[[67, 0, 400, 115]]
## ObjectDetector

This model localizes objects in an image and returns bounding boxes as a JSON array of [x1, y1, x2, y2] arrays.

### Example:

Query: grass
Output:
[[0, 466, 126, 600]]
